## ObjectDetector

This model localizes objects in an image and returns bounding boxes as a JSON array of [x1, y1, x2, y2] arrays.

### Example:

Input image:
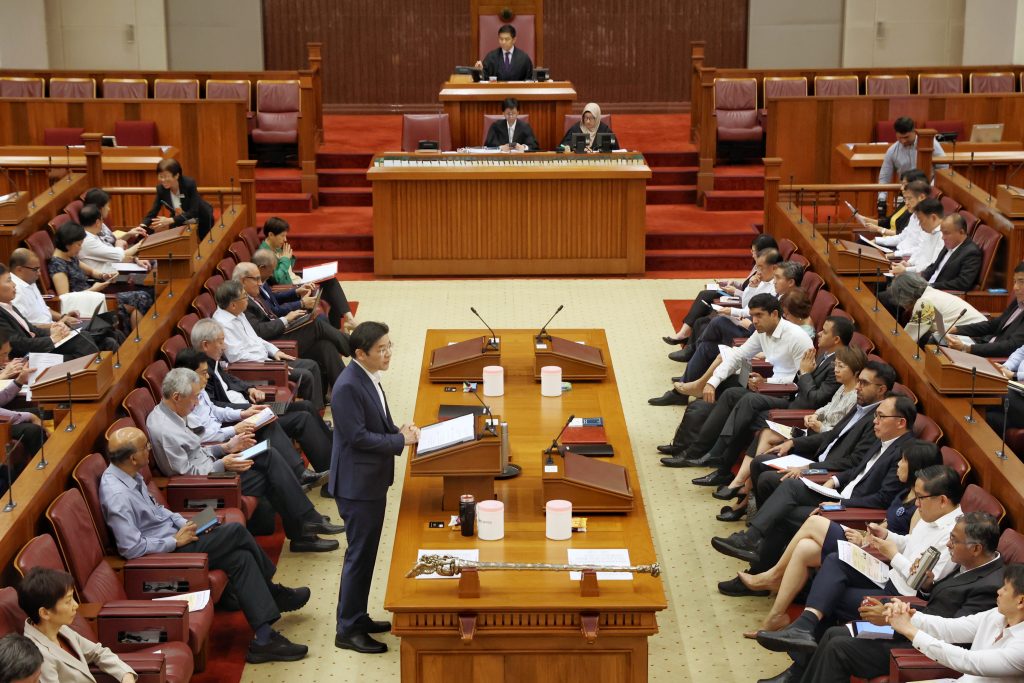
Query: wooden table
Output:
[[368, 152, 650, 277], [385, 329, 666, 683], [439, 81, 576, 151], [831, 141, 1024, 185]]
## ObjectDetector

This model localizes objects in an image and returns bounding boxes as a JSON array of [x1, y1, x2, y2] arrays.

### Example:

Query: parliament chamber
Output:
[[3, 2, 1024, 682]]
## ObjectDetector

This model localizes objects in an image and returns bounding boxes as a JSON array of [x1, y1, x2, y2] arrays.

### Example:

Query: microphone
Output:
[[913, 308, 923, 359], [64, 372, 76, 432], [35, 431, 47, 470], [968, 151, 975, 189], [965, 366, 978, 424], [229, 177, 236, 215], [470, 307, 499, 351], [536, 305, 564, 343], [465, 382, 496, 436], [0, 166, 19, 199], [2, 437, 23, 513], [872, 267, 882, 312], [855, 248, 863, 290], [1005, 159, 1024, 190], [824, 216, 831, 254], [933, 308, 968, 353], [996, 395, 1010, 460], [544, 413, 575, 457]]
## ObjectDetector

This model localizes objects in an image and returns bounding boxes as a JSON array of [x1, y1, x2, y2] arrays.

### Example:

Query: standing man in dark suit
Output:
[[920, 214, 983, 291], [484, 98, 539, 150], [474, 24, 533, 81], [330, 322, 419, 654], [948, 261, 1024, 357]]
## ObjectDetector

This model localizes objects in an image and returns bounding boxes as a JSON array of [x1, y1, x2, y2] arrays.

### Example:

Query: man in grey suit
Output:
[[330, 321, 419, 654]]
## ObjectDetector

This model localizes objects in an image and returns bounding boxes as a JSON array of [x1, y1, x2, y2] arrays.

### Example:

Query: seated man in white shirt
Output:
[[211, 280, 325, 411], [8, 249, 79, 329], [885, 562, 1024, 681], [875, 180, 931, 252], [77, 204, 152, 273], [889, 197, 945, 275]]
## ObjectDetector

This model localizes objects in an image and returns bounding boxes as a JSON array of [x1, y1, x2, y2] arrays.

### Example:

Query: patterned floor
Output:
[[240, 277, 789, 683]]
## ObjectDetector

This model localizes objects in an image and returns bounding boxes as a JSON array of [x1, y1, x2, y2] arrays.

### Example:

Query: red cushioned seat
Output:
[[154, 79, 199, 100], [714, 78, 762, 142], [402, 114, 453, 152], [43, 127, 84, 146], [114, 120, 158, 146], [251, 80, 299, 144]]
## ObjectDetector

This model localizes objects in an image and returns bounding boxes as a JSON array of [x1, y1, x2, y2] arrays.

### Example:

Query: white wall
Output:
[[0, 0, 49, 68], [166, 0, 263, 71], [843, 0, 965, 67], [1015, 0, 1024, 63], [748, 0, 844, 68], [45, 0, 167, 70], [962, 0, 1019, 65]]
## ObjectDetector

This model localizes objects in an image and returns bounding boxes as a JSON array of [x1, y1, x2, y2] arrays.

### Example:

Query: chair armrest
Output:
[[163, 475, 242, 512], [766, 408, 814, 427], [275, 340, 299, 356], [179, 506, 247, 528], [756, 383, 798, 397], [751, 361, 774, 378], [868, 596, 927, 608], [95, 600, 189, 650], [227, 361, 289, 386], [820, 507, 886, 529], [95, 651, 166, 683], [121, 553, 211, 599], [889, 648, 959, 682], [251, 385, 293, 404]]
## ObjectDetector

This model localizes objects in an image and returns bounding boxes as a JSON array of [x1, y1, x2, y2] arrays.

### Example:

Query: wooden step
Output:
[[255, 193, 312, 213], [294, 250, 373, 273], [255, 176, 302, 193], [645, 227, 757, 251], [646, 185, 697, 205], [704, 190, 764, 212], [645, 247, 752, 272], [713, 174, 765, 191], [316, 151, 373, 169], [650, 166, 698, 186], [641, 150, 699, 167], [288, 232, 373, 253], [318, 188, 373, 207], [318, 168, 370, 188]]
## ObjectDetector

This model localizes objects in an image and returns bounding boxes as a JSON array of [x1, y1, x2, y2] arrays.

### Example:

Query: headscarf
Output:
[[580, 103, 602, 146]]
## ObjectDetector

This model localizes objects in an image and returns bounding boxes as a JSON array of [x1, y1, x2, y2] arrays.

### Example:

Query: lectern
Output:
[[410, 415, 508, 510], [542, 449, 633, 512], [925, 346, 1008, 395], [534, 336, 607, 380], [29, 352, 113, 402], [427, 336, 500, 383], [827, 239, 892, 274], [0, 191, 29, 225], [136, 226, 197, 279]]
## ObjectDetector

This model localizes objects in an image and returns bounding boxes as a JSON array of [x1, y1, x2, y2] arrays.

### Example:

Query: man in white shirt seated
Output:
[[211, 280, 325, 411], [885, 562, 1024, 682], [8, 249, 79, 328], [875, 180, 931, 252], [889, 198, 945, 275], [77, 204, 152, 273]]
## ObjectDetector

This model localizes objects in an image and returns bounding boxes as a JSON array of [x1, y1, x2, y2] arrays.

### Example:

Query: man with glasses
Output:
[[330, 322, 419, 654], [794, 511, 1004, 683], [8, 248, 80, 328]]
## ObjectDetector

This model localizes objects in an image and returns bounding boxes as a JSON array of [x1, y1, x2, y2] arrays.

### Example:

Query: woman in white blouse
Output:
[[802, 345, 866, 434], [888, 273, 987, 344]]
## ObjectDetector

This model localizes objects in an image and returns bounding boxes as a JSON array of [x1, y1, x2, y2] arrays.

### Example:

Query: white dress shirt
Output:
[[876, 213, 921, 250], [910, 607, 1024, 681], [834, 435, 898, 496], [906, 288, 987, 342], [905, 228, 944, 272], [79, 231, 125, 272], [213, 362, 248, 404], [928, 241, 963, 285], [10, 273, 52, 325], [732, 279, 777, 319], [188, 390, 243, 442], [354, 359, 386, 414], [212, 307, 279, 362], [708, 317, 814, 388], [887, 505, 961, 595]]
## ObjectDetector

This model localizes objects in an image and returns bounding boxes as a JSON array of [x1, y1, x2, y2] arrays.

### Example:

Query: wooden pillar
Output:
[[306, 42, 324, 146], [917, 128, 937, 181], [82, 133, 103, 187], [689, 41, 705, 143], [298, 71, 319, 207], [696, 70, 716, 206], [237, 160, 257, 225], [762, 157, 782, 236]]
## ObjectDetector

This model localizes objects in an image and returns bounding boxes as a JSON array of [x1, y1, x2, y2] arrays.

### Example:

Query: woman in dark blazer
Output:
[[140, 159, 213, 238], [559, 103, 620, 152], [484, 97, 539, 151]]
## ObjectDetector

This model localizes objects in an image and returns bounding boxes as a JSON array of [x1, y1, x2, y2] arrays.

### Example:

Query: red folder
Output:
[[562, 425, 607, 444]]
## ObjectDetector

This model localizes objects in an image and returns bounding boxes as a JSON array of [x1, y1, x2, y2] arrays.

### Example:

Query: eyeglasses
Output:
[[241, 275, 259, 281], [856, 378, 887, 387], [20, 266, 40, 272], [948, 537, 979, 547], [873, 413, 903, 421], [914, 492, 940, 501], [372, 343, 394, 356]]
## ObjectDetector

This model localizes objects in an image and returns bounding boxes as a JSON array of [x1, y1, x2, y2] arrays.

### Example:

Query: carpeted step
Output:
[[645, 247, 752, 272], [294, 250, 373, 273], [288, 232, 373, 253], [646, 185, 697, 205], [713, 174, 765, 191], [704, 190, 764, 212], [645, 227, 757, 251], [650, 166, 698, 186], [318, 188, 373, 207], [316, 151, 374, 169], [255, 193, 312, 213], [641, 151, 699, 167], [318, 168, 370, 188], [255, 176, 302, 194]]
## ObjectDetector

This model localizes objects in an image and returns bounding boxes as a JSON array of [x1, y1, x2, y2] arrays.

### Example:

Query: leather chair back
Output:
[[892, 381, 918, 404], [998, 528, 1024, 564], [64, 199, 84, 223], [154, 79, 199, 100], [176, 313, 199, 343], [48, 213, 71, 235], [800, 271, 824, 303], [402, 114, 453, 152], [115, 120, 158, 146], [72, 452, 118, 553], [971, 223, 1002, 290], [814, 75, 858, 96], [14, 534, 66, 577], [925, 119, 964, 141], [43, 127, 84, 146], [191, 293, 217, 319], [205, 79, 250, 104], [865, 75, 910, 95], [482, 113, 530, 145], [228, 241, 251, 264], [26, 230, 55, 293], [123, 388, 157, 442], [143, 360, 170, 402], [203, 275, 224, 299], [789, 253, 810, 269], [830, 307, 853, 322], [253, 80, 300, 144], [103, 79, 147, 99], [161, 335, 189, 366], [0, 586, 26, 636], [562, 113, 615, 134], [50, 77, 95, 98], [918, 73, 963, 94], [809, 290, 838, 333], [0, 76, 44, 97], [778, 238, 798, 260], [714, 78, 761, 141], [961, 484, 1006, 523], [969, 72, 1015, 94], [850, 331, 875, 354], [239, 227, 261, 254], [875, 120, 898, 144], [912, 413, 943, 444], [46, 490, 128, 604], [764, 77, 807, 100], [939, 195, 961, 216], [958, 209, 981, 234], [478, 14, 536, 63], [940, 446, 970, 483], [216, 257, 236, 281]]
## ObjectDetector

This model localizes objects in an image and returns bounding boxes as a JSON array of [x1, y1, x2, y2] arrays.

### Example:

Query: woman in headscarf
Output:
[[558, 103, 619, 152]]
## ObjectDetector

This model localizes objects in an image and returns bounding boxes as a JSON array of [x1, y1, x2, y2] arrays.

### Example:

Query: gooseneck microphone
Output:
[[544, 414, 576, 457], [933, 308, 968, 353], [465, 383, 496, 436], [470, 307, 500, 351], [536, 305, 564, 343]]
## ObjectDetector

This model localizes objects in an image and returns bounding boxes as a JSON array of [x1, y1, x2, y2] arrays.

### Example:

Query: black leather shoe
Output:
[[756, 623, 818, 654], [356, 619, 392, 634], [246, 630, 308, 663], [717, 575, 769, 597], [648, 389, 688, 406], [668, 347, 694, 362], [660, 453, 712, 468], [335, 631, 388, 654], [289, 536, 339, 552], [692, 471, 732, 487], [756, 667, 797, 683], [662, 335, 685, 346], [303, 518, 344, 535], [656, 444, 684, 456], [671, 375, 683, 383], [320, 483, 332, 498], [271, 584, 311, 612], [300, 469, 329, 491], [716, 504, 747, 522], [712, 485, 743, 501], [711, 532, 761, 563]]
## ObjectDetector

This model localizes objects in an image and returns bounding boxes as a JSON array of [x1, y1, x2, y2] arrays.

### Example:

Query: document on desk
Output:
[[567, 548, 632, 581], [414, 549, 479, 579], [858, 234, 892, 254], [837, 540, 889, 587], [764, 454, 814, 471], [800, 476, 843, 499], [24, 353, 64, 400], [154, 589, 211, 613], [416, 412, 476, 455]]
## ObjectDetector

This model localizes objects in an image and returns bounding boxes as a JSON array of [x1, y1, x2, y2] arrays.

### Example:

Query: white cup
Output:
[[476, 500, 504, 540], [545, 499, 572, 540], [540, 365, 562, 397], [482, 365, 504, 396]]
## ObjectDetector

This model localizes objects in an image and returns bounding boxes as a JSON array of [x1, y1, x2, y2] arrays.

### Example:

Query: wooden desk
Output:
[[439, 81, 576, 150], [832, 142, 1024, 185], [385, 328, 665, 683], [368, 152, 650, 277]]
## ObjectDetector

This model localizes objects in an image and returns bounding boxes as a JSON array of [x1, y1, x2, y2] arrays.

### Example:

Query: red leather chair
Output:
[[831, 307, 853, 322], [764, 76, 807, 101], [851, 331, 875, 354], [0, 76, 44, 97], [251, 80, 300, 144], [918, 73, 963, 94], [888, 647, 958, 681], [800, 271, 824, 303], [191, 292, 217, 319], [713, 78, 762, 143], [114, 120, 158, 146], [205, 79, 250, 102], [939, 195, 961, 216], [228, 240, 251, 264], [142, 360, 170, 402], [924, 119, 964, 141], [865, 75, 911, 95], [154, 78, 199, 100], [912, 413, 943, 443], [562, 113, 615, 134], [969, 72, 1015, 93], [64, 198, 84, 222], [482, 113, 531, 145], [161, 334, 189, 366], [940, 446, 970, 483], [970, 224, 1002, 291], [960, 483, 1005, 522], [402, 114, 453, 152], [893, 382, 918, 405], [810, 289, 839, 332], [203, 274, 224, 299], [239, 226, 261, 254], [49, 77, 95, 98], [998, 528, 1024, 563], [26, 230, 56, 293], [103, 79, 147, 99], [814, 74, 859, 96], [875, 120, 899, 144], [216, 256, 236, 280], [43, 127, 85, 146], [44, 491, 213, 668], [790, 252, 810, 269], [176, 313, 200, 343], [958, 209, 981, 234], [778, 238, 798, 261]]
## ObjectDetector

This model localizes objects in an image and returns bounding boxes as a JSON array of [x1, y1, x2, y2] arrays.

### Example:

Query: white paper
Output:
[[765, 454, 815, 471], [417, 412, 476, 455], [414, 549, 479, 579], [111, 262, 147, 273], [710, 303, 727, 312], [153, 589, 210, 612], [24, 352, 65, 400], [720, 295, 741, 305], [237, 440, 269, 461], [800, 476, 843, 499], [245, 407, 275, 430], [705, 282, 720, 291], [544, 464, 558, 473], [837, 540, 889, 587], [764, 420, 795, 440], [567, 548, 632, 581], [299, 261, 339, 284], [858, 234, 893, 254], [51, 329, 81, 349]]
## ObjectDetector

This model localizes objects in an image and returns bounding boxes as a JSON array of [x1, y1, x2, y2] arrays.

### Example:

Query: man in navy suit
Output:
[[330, 321, 419, 654], [475, 24, 534, 81]]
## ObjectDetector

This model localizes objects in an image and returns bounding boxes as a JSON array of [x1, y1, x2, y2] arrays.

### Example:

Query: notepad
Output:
[[800, 476, 843, 499], [765, 454, 814, 471], [416, 413, 476, 455], [236, 440, 269, 461], [154, 589, 211, 613]]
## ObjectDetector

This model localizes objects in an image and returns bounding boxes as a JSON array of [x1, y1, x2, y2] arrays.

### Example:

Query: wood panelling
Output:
[[262, 0, 748, 111]]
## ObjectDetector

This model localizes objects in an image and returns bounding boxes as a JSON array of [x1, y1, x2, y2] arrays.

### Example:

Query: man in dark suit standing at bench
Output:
[[475, 24, 534, 81]]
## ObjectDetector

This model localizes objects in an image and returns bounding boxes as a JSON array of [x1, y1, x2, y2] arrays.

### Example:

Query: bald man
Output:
[[99, 428, 312, 664]]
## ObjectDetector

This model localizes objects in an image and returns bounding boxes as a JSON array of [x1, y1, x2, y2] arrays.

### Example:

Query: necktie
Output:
[[252, 295, 276, 320], [504, 52, 510, 69], [990, 305, 1023, 343]]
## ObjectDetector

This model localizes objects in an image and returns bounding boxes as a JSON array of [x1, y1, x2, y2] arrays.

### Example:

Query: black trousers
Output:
[[711, 391, 791, 473], [178, 522, 279, 630], [670, 375, 741, 450], [335, 496, 387, 635], [748, 477, 826, 571], [799, 625, 906, 683], [319, 279, 351, 329], [258, 421, 305, 474], [239, 446, 315, 540], [681, 291, 719, 330], [806, 552, 898, 623], [278, 403, 332, 471], [281, 320, 347, 394], [288, 358, 324, 411], [682, 316, 753, 382]]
